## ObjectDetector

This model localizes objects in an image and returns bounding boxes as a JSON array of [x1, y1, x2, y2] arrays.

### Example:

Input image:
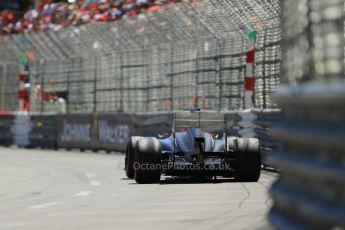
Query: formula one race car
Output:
[[124, 111, 261, 184]]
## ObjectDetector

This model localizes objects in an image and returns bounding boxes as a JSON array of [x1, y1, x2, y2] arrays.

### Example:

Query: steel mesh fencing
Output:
[[0, 63, 18, 111], [282, 0, 344, 83], [0, 35, 19, 112], [212, 0, 281, 109], [254, 27, 281, 108], [0, 0, 281, 114]]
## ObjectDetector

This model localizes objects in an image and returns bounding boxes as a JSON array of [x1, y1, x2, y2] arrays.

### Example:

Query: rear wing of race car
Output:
[[173, 111, 228, 152]]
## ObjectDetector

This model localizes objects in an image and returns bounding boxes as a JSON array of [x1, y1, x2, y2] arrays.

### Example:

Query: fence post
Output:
[[66, 59, 72, 114], [119, 51, 124, 112], [0, 85, 3, 111], [262, 29, 267, 109], [194, 45, 199, 108], [170, 46, 174, 111], [40, 61, 45, 114], [0, 65, 3, 111], [244, 30, 256, 109], [0, 65, 2, 110], [145, 49, 149, 112], [93, 56, 98, 113], [217, 40, 223, 112], [18, 71, 25, 113]]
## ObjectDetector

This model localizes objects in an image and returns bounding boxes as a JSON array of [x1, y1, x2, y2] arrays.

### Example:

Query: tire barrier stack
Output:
[[225, 111, 250, 137], [252, 109, 282, 168], [267, 0, 345, 229], [267, 85, 345, 229], [223, 110, 258, 138]]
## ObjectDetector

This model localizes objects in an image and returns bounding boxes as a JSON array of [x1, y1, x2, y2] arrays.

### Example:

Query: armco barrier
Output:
[[29, 115, 57, 149], [0, 115, 14, 146], [0, 112, 280, 162], [267, 84, 345, 229], [252, 109, 282, 167], [56, 113, 173, 152], [93, 113, 173, 152], [56, 114, 94, 151], [92, 113, 135, 152], [5, 114, 57, 148], [12, 115, 32, 147]]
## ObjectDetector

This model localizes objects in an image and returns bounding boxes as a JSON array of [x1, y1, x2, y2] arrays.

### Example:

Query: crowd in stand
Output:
[[0, 0, 191, 35]]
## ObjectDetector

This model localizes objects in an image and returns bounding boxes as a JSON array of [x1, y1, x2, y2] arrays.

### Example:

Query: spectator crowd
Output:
[[0, 0, 191, 35]]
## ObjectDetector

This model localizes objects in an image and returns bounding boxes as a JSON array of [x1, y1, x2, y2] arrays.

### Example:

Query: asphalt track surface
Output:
[[0, 147, 276, 230]]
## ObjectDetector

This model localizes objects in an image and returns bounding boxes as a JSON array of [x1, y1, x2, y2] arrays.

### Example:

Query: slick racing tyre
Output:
[[222, 137, 238, 178], [125, 136, 142, 179], [227, 137, 238, 152], [134, 138, 162, 184], [234, 138, 261, 182]]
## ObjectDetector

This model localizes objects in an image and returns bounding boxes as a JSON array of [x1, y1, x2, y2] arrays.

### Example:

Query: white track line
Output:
[[28, 202, 60, 210], [85, 173, 101, 186], [74, 191, 92, 197], [89, 181, 101, 186], [85, 173, 97, 178]]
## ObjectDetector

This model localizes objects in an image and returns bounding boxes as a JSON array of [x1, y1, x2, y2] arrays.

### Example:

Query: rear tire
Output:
[[222, 137, 238, 178], [125, 136, 142, 179], [234, 138, 261, 182], [227, 137, 238, 151], [134, 138, 161, 184]]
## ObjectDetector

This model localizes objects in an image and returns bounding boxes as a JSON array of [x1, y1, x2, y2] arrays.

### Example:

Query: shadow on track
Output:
[[123, 176, 236, 185], [159, 177, 235, 185]]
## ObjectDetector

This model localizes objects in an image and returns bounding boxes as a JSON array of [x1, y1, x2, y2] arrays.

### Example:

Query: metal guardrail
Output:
[[0, 111, 272, 154], [0, 115, 14, 146], [29, 115, 57, 149], [0, 113, 174, 152]]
